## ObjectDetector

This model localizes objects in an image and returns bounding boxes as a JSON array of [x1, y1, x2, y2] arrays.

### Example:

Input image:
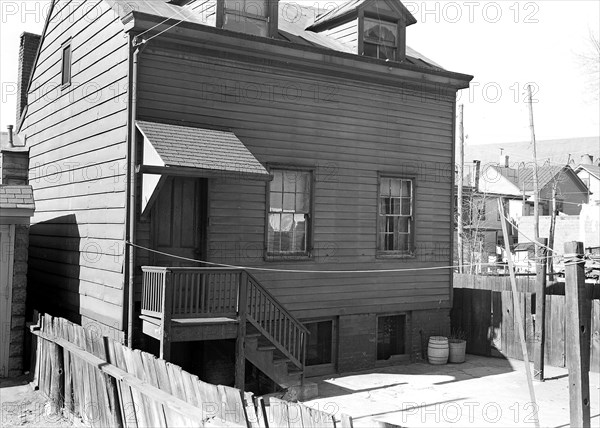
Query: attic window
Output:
[[61, 41, 72, 87], [362, 18, 397, 61], [222, 0, 269, 37]]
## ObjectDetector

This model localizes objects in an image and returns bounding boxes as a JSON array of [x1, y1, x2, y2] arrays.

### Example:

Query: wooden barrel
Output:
[[428, 336, 449, 365]]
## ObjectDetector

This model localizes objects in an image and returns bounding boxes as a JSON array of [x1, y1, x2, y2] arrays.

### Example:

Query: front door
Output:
[[151, 177, 207, 266]]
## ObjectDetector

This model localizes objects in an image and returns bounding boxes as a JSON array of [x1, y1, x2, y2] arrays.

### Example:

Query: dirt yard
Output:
[[304, 355, 600, 427], [0, 376, 73, 427]]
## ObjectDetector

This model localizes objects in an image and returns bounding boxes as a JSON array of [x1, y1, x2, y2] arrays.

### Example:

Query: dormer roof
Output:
[[306, 0, 417, 32]]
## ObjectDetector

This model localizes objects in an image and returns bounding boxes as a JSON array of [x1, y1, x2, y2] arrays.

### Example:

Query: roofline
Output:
[[575, 164, 600, 180], [123, 12, 473, 90], [17, 1, 55, 133], [307, 0, 418, 32]]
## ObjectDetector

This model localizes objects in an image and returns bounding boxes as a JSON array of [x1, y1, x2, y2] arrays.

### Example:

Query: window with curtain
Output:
[[267, 169, 311, 256]]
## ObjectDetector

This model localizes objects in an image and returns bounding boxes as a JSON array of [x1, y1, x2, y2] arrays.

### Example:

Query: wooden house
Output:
[[18, 0, 472, 393]]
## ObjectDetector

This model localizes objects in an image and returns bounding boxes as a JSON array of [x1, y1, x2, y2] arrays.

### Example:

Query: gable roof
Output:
[[576, 164, 600, 180], [490, 165, 587, 194], [307, 0, 417, 31]]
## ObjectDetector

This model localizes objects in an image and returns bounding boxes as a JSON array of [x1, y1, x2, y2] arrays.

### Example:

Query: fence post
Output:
[[564, 241, 591, 428], [160, 270, 172, 360], [534, 238, 547, 381], [235, 271, 247, 390]]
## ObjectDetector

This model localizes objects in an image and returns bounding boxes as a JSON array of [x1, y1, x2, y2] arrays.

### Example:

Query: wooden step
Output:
[[257, 344, 276, 351]]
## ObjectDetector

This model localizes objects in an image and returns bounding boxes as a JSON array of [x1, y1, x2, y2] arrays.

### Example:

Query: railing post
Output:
[[301, 331, 307, 386], [160, 269, 172, 361], [235, 271, 247, 390]]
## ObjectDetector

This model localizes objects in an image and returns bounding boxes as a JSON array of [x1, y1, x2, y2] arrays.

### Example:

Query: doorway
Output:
[[150, 177, 208, 266]]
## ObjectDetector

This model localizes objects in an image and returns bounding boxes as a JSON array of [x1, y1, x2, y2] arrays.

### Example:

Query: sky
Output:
[[1, 0, 599, 146]]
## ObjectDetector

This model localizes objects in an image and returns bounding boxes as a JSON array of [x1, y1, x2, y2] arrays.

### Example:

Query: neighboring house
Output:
[[457, 159, 590, 272], [576, 162, 600, 205], [17, 0, 472, 392], [0, 128, 34, 377]]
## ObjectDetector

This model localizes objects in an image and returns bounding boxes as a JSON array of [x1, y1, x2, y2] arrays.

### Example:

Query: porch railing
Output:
[[141, 266, 308, 369]]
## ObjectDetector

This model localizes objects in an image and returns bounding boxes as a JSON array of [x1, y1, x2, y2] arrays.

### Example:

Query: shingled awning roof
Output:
[[136, 121, 270, 180]]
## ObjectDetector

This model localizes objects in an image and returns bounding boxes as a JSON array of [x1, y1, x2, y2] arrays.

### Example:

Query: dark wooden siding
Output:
[[21, 0, 129, 333], [136, 44, 456, 319]]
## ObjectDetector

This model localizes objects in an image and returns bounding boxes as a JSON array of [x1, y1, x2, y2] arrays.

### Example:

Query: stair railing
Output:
[[141, 266, 308, 372]]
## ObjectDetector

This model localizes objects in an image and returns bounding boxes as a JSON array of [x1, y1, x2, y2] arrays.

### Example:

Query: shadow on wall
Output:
[[26, 214, 81, 325]]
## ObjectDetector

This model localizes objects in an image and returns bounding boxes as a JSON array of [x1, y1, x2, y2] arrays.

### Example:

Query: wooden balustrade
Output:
[[140, 266, 308, 370]]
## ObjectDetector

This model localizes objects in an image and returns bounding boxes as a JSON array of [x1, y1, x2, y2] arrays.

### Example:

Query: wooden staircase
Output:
[[139, 267, 309, 393]]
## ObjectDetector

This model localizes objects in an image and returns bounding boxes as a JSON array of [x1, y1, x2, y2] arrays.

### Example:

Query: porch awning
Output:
[[136, 121, 270, 214], [136, 120, 270, 180]]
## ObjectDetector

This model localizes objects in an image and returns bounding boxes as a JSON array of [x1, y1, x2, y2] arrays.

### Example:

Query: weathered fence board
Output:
[[31, 313, 333, 428], [452, 274, 599, 372]]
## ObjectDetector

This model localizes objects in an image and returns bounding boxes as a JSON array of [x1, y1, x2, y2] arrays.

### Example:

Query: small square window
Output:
[[61, 42, 72, 87]]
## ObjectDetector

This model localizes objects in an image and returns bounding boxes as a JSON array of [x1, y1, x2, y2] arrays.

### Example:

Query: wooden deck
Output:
[[140, 266, 309, 389]]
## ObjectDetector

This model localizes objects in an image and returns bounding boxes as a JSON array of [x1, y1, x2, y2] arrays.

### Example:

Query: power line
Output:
[[127, 242, 493, 274]]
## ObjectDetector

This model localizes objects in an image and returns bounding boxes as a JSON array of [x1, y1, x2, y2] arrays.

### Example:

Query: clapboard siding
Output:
[[21, 0, 129, 334], [323, 19, 358, 51], [136, 44, 456, 318]]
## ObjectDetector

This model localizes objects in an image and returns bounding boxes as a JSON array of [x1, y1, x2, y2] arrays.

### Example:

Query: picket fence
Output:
[[30, 313, 349, 428]]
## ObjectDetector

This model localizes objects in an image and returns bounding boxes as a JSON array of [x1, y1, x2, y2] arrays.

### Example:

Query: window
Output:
[[377, 315, 406, 360], [267, 169, 311, 256], [305, 320, 334, 366], [378, 176, 413, 255], [362, 18, 397, 61], [61, 41, 72, 87], [222, 0, 269, 37]]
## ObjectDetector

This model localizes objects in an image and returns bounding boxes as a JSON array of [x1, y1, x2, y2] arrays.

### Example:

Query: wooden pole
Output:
[[547, 184, 557, 281], [533, 237, 547, 381], [498, 199, 540, 428], [527, 84, 540, 242], [457, 105, 464, 273], [564, 241, 591, 428]]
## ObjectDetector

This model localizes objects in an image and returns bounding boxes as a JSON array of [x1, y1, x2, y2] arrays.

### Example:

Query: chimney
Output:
[[472, 160, 481, 189], [16, 32, 42, 126], [7, 125, 14, 147], [580, 154, 594, 165], [499, 148, 509, 167]]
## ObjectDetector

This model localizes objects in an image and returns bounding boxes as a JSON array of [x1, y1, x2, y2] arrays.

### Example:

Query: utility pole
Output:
[[527, 84, 547, 381], [457, 104, 464, 273], [527, 84, 540, 241]]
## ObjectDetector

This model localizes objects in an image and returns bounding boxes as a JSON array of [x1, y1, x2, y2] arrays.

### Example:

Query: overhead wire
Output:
[[127, 241, 495, 274]]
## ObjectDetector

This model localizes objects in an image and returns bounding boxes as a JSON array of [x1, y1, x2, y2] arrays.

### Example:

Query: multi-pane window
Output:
[[378, 177, 413, 254], [223, 0, 269, 37], [61, 42, 72, 87], [267, 169, 311, 255], [363, 18, 397, 61]]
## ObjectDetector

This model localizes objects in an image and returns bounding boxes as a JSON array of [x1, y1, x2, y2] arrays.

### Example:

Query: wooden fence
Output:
[[452, 274, 600, 372], [29, 313, 349, 428]]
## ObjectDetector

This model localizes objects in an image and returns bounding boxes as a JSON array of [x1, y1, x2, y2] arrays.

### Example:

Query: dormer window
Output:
[[217, 0, 278, 38], [362, 18, 397, 61], [306, 0, 416, 63]]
